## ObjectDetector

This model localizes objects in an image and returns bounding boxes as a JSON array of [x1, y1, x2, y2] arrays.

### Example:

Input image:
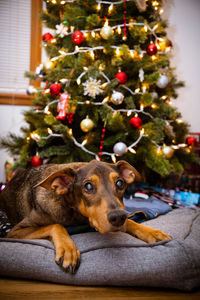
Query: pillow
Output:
[[0, 207, 200, 291]]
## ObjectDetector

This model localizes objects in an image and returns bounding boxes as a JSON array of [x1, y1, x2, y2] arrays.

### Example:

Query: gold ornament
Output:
[[100, 24, 113, 39], [162, 145, 174, 159], [80, 116, 94, 132]]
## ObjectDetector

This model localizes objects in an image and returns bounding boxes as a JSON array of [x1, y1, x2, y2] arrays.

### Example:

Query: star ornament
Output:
[[82, 77, 103, 98]]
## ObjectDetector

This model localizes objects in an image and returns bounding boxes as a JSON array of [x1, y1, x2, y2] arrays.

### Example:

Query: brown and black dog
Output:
[[0, 160, 170, 273]]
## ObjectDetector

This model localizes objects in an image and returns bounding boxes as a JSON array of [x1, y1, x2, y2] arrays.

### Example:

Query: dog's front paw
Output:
[[55, 240, 80, 274], [142, 228, 171, 243]]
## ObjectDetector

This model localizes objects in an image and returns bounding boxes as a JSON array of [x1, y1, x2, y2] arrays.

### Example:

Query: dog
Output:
[[0, 160, 170, 273]]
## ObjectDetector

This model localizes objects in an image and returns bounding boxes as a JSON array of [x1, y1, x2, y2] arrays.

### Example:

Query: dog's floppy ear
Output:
[[116, 160, 142, 183], [34, 168, 75, 195]]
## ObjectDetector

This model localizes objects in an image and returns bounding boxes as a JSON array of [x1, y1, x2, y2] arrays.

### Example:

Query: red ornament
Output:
[[115, 72, 128, 84], [50, 83, 61, 96], [56, 93, 70, 120], [72, 31, 84, 44], [186, 136, 197, 146], [31, 155, 43, 167], [146, 43, 158, 56], [130, 116, 143, 129], [42, 32, 53, 42]]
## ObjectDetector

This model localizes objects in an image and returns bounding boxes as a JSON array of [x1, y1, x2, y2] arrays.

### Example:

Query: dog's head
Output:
[[35, 160, 141, 234]]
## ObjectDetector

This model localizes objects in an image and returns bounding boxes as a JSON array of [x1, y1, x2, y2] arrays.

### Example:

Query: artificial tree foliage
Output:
[[1, 0, 198, 183]]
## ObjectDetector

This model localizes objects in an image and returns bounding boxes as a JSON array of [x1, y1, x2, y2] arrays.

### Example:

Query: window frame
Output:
[[0, 0, 42, 106]]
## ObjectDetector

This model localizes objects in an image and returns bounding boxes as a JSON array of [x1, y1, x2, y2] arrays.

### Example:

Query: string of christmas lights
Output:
[[30, 126, 146, 162]]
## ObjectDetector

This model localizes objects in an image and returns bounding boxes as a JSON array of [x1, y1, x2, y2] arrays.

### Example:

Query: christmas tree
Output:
[[1, 0, 199, 184]]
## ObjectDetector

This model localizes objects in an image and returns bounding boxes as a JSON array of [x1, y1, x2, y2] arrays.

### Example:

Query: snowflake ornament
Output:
[[82, 77, 103, 98], [56, 23, 68, 38]]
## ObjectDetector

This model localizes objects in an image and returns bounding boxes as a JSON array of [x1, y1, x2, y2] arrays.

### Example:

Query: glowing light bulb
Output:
[[117, 26, 121, 34], [108, 4, 113, 13], [129, 148, 136, 154], [116, 48, 120, 56], [130, 50, 135, 58], [48, 128, 53, 135], [140, 128, 145, 135], [151, 103, 157, 109], [82, 139, 87, 146], [127, 110, 132, 117], [156, 146, 162, 156], [90, 50, 95, 59], [111, 154, 116, 163], [103, 96, 109, 103], [97, 2, 101, 10]]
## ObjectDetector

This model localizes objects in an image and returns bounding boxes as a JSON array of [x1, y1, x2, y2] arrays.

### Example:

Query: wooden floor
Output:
[[0, 279, 200, 300]]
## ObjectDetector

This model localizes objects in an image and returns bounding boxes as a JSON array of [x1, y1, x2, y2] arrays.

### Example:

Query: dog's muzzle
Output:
[[107, 210, 127, 227]]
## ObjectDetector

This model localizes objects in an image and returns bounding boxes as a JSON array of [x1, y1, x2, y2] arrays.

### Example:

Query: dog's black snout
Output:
[[107, 210, 127, 227]]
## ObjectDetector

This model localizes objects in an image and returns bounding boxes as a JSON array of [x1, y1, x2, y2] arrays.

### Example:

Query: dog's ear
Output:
[[116, 160, 142, 183], [34, 168, 75, 195]]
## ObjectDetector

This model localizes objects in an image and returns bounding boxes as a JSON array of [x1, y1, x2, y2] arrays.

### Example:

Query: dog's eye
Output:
[[116, 179, 124, 190], [84, 182, 94, 193]]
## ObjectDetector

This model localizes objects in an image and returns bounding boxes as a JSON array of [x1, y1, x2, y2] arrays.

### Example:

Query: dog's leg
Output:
[[7, 223, 80, 273], [126, 219, 171, 243]]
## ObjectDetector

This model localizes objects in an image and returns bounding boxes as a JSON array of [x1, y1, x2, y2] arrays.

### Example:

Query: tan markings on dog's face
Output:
[[76, 167, 127, 233]]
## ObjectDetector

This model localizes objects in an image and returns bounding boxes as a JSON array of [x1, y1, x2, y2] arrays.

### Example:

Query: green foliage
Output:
[[144, 145, 172, 177], [0, 0, 198, 186]]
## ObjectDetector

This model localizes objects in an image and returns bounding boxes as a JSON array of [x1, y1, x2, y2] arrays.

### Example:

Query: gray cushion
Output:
[[0, 208, 200, 291]]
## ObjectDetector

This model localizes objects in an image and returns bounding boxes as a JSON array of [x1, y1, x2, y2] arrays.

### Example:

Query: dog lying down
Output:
[[0, 160, 170, 273]]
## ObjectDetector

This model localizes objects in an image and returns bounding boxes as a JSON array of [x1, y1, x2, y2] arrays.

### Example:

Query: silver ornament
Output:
[[100, 25, 113, 39], [156, 74, 169, 88], [113, 142, 127, 156], [111, 91, 124, 105]]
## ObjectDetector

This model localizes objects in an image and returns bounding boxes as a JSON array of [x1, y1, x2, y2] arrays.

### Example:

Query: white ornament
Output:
[[100, 25, 113, 39], [111, 91, 124, 105], [56, 23, 68, 38], [35, 63, 44, 79], [156, 74, 169, 88], [139, 68, 144, 82], [113, 142, 127, 156], [27, 85, 37, 95], [82, 77, 103, 98]]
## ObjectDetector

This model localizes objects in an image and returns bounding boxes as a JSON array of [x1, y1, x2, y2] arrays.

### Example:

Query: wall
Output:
[[163, 0, 200, 132], [0, 0, 199, 182], [0, 105, 29, 182]]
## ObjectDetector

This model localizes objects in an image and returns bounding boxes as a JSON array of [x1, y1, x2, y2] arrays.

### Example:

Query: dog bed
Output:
[[0, 207, 200, 291]]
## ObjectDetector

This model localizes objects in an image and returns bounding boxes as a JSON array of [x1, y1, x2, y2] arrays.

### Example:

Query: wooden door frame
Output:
[[0, 0, 43, 106]]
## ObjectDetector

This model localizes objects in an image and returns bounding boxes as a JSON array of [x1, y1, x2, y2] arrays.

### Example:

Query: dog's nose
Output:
[[107, 210, 127, 227]]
